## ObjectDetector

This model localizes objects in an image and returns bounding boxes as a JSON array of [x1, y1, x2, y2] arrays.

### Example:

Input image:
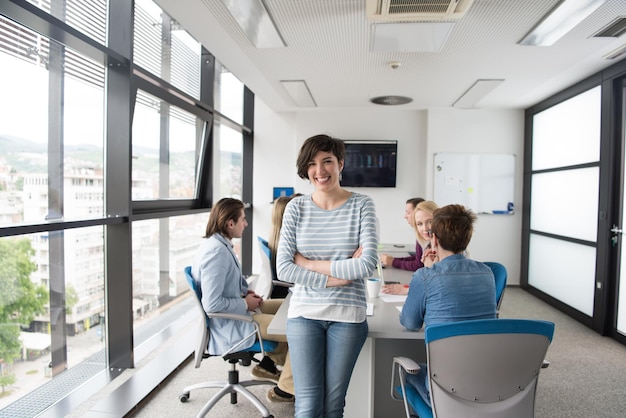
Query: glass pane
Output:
[[215, 64, 244, 124], [530, 167, 599, 241], [171, 28, 201, 100], [215, 122, 243, 199], [131, 213, 207, 339], [133, 0, 162, 77], [0, 228, 105, 411], [532, 86, 601, 171], [25, 0, 108, 46], [618, 95, 626, 336], [134, 0, 201, 100], [0, 19, 105, 227], [131, 90, 200, 200], [528, 233, 595, 316], [64, 60, 105, 218], [619, 241, 626, 335]]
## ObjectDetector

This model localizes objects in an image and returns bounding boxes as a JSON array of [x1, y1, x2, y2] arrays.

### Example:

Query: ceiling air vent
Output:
[[366, 0, 475, 22]]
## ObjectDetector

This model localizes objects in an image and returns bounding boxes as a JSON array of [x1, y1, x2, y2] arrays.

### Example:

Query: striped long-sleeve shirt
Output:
[[276, 192, 379, 322]]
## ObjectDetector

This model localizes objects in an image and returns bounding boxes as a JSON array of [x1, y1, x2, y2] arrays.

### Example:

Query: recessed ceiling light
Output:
[[370, 96, 413, 106], [281, 80, 316, 107], [453, 79, 504, 108], [220, 0, 286, 48], [518, 0, 606, 46]]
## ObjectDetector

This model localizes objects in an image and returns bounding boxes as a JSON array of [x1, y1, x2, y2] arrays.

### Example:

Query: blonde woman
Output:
[[379, 197, 425, 270], [268, 194, 302, 298], [382, 200, 439, 296]]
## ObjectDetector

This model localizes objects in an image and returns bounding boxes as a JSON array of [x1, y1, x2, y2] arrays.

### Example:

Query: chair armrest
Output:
[[394, 356, 421, 374], [207, 312, 269, 358], [207, 312, 255, 322], [391, 356, 422, 404]]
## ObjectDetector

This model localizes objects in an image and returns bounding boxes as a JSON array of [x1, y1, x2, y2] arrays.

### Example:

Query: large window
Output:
[[131, 90, 201, 200], [0, 0, 252, 415], [0, 18, 105, 226]]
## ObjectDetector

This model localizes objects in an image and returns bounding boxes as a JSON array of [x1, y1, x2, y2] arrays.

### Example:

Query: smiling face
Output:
[[414, 209, 434, 242], [307, 150, 344, 192]]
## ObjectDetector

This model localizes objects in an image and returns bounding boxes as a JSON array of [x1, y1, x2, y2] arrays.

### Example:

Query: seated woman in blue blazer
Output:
[[192, 197, 294, 402]]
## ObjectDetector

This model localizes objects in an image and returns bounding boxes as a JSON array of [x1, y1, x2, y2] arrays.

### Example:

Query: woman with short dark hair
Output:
[[277, 134, 379, 417]]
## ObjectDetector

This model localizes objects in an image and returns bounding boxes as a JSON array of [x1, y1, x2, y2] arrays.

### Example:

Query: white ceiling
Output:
[[155, 0, 626, 112]]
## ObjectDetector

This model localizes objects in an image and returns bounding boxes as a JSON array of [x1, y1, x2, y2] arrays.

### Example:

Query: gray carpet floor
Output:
[[70, 287, 626, 418]]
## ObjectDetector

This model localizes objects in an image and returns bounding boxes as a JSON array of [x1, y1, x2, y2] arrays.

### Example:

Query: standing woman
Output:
[[382, 200, 439, 295], [276, 134, 379, 417]]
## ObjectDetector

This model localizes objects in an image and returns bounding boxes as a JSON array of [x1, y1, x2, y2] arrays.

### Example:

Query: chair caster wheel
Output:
[[179, 392, 190, 402]]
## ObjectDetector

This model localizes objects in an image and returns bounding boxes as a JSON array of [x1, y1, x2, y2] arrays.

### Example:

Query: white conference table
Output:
[[267, 248, 425, 418]]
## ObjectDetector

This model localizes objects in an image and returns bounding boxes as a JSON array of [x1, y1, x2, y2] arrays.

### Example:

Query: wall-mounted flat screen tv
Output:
[[341, 140, 397, 187]]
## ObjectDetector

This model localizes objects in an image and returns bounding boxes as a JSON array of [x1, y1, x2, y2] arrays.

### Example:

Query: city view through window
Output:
[[0, 2, 246, 412]]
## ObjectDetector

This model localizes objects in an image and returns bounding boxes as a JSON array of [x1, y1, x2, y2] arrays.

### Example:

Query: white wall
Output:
[[252, 101, 524, 284], [426, 109, 525, 284]]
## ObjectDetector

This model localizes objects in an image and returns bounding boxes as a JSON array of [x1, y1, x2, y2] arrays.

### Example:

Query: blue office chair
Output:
[[256, 236, 292, 299], [391, 318, 555, 418], [483, 261, 507, 316], [180, 266, 278, 418]]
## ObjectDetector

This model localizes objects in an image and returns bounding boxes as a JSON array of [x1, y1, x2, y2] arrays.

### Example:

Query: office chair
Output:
[[256, 236, 292, 299], [391, 318, 555, 418], [180, 266, 278, 418], [483, 261, 507, 316]]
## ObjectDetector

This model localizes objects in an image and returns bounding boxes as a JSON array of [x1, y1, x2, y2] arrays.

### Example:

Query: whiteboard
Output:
[[433, 153, 515, 215]]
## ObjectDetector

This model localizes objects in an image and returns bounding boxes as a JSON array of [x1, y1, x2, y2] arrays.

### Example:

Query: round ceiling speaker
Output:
[[370, 95, 413, 105]]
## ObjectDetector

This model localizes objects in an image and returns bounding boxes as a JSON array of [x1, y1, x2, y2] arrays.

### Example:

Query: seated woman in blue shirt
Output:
[[400, 204, 497, 406]]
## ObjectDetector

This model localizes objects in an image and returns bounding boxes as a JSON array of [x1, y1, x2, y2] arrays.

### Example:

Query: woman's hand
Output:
[[326, 276, 350, 287], [244, 292, 263, 311], [421, 247, 438, 267], [381, 283, 409, 295], [380, 253, 393, 266], [351, 246, 363, 258]]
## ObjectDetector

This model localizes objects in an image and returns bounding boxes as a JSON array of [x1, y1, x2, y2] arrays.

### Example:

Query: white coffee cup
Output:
[[366, 278, 381, 298]]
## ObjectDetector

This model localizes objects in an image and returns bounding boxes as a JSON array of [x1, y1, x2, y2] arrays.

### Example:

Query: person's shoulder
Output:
[[289, 194, 309, 206], [349, 192, 375, 205], [412, 265, 433, 280], [205, 236, 227, 252], [469, 259, 493, 272]]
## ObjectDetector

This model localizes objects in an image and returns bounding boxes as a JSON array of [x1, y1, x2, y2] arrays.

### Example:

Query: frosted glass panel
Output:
[[618, 135, 626, 335], [617, 247, 626, 335], [529, 234, 595, 315], [530, 167, 599, 241], [532, 86, 601, 171]]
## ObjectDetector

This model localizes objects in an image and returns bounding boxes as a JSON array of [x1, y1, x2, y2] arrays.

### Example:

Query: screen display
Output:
[[341, 140, 397, 187], [273, 187, 295, 200]]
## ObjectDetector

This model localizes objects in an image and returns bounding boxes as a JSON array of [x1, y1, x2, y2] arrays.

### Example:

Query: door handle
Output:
[[611, 225, 623, 247]]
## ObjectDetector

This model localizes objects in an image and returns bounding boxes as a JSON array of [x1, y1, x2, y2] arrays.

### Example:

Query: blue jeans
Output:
[[287, 317, 368, 418]]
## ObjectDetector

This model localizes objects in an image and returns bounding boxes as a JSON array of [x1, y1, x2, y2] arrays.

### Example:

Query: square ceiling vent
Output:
[[366, 0, 475, 22]]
